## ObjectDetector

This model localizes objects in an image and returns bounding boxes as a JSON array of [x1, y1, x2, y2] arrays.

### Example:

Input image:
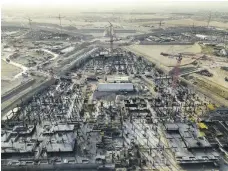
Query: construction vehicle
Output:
[[207, 103, 216, 111], [225, 77, 228, 82], [198, 69, 213, 77], [22, 71, 29, 78], [160, 52, 169, 56], [6, 58, 10, 63]]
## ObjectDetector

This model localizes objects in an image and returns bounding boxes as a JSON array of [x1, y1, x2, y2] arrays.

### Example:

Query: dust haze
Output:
[[2, 1, 228, 15]]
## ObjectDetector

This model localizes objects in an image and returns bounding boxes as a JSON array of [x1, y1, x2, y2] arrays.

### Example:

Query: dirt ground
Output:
[[1, 59, 22, 78], [165, 19, 228, 29], [195, 56, 228, 89], [125, 44, 202, 67], [193, 67, 228, 89], [1, 59, 23, 95], [209, 68, 228, 88], [13, 51, 47, 66]]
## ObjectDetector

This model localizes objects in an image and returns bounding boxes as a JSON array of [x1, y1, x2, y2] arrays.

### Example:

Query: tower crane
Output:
[[207, 12, 212, 28], [108, 22, 114, 55], [55, 14, 65, 40], [103, 22, 116, 55], [171, 53, 182, 89], [27, 17, 32, 32], [24, 17, 33, 39], [157, 20, 165, 28]]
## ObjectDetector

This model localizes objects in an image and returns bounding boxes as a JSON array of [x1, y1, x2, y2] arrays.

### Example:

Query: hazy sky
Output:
[[2, 0, 228, 13]]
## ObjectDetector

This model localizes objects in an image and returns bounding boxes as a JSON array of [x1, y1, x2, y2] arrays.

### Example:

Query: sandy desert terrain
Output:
[[1, 59, 22, 78]]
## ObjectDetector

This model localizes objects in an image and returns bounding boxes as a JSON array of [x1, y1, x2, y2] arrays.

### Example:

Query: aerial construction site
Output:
[[1, 1, 228, 171]]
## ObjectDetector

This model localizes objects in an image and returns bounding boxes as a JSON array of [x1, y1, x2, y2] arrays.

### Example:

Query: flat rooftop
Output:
[[97, 83, 134, 92]]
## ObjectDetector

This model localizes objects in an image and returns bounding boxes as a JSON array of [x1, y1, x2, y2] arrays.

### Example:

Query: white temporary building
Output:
[[106, 76, 129, 83], [97, 83, 134, 92], [196, 34, 208, 40]]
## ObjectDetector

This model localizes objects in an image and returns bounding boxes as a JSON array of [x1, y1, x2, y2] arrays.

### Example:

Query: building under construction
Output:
[[1, 13, 228, 171], [2, 45, 228, 171]]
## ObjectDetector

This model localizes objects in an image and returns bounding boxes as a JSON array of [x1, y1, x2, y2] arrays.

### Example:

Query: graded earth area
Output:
[[1, 59, 23, 94], [125, 44, 202, 67], [1, 59, 22, 78]]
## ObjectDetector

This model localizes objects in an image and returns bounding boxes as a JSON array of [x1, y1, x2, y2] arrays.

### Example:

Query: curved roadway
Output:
[[3, 48, 59, 79]]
